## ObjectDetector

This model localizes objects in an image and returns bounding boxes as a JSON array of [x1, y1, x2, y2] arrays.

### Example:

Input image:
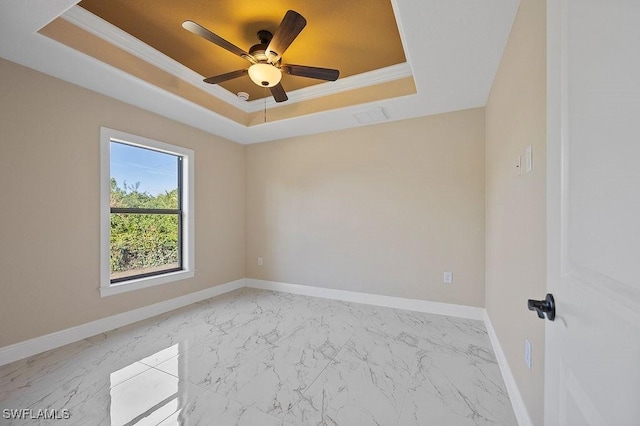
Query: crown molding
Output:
[[61, 6, 245, 108], [61, 6, 413, 114]]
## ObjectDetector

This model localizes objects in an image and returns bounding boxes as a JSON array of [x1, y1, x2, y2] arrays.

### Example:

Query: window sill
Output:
[[100, 270, 195, 297]]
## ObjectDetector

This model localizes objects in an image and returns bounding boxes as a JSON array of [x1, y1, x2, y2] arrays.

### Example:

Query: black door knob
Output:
[[527, 293, 555, 321]]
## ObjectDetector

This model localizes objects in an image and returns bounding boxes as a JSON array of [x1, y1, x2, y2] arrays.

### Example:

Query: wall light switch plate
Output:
[[525, 338, 532, 369], [257, 256, 263, 266], [525, 146, 533, 173], [443, 271, 453, 284]]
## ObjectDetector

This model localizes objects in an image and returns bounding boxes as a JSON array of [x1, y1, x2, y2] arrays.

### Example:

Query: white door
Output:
[[546, 0, 640, 425]]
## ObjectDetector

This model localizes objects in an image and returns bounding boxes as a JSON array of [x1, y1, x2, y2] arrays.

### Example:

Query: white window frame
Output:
[[100, 127, 195, 297]]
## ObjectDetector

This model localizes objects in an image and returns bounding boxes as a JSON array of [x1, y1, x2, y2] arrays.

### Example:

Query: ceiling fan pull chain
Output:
[[264, 87, 267, 123]]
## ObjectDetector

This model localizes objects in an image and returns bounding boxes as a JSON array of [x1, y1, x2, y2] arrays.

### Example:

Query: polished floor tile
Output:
[[0, 288, 517, 425]]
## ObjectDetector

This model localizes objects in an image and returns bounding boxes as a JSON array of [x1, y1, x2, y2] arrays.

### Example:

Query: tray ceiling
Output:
[[0, 0, 520, 144], [78, 0, 407, 102]]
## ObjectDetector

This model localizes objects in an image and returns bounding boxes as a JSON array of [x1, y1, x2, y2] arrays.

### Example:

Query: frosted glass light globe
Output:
[[248, 63, 282, 87]]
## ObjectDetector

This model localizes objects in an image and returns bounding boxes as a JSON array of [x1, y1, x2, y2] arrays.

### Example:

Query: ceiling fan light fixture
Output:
[[248, 63, 282, 87], [183, 11, 337, 103]]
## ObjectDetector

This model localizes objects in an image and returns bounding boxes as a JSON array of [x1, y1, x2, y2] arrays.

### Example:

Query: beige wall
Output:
[[0, 58, 246, 347], [246, 108, 486, 306], [485, 0, 546, 424]]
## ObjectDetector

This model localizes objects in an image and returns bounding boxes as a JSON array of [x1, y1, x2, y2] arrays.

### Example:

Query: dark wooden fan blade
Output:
[[270, 83, 288, 103], [203, 69, 248, 85], [282, 64, 340, 81], [182, 20, 255, 63], [266, 10, 306, 63]]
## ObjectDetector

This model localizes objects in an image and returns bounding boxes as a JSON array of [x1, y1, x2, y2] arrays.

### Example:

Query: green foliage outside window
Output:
[[110, 178, 179, 275]]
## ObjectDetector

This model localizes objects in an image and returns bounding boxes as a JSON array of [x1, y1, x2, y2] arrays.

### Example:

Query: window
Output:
[[100, 128, 194, 297]]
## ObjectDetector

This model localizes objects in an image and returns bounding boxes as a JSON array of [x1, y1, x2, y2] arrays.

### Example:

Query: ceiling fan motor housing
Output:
[[249, 43, 269, 63], [249, 31, 279, 65]]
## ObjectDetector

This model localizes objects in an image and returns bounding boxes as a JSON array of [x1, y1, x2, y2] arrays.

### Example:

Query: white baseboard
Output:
[[246, 278, 485, 320], [1, 277, 530, 426], [0, 278, 245, 366], [1, 275, 529, 426], [484, 311, 533, 426], [1, 278, 483, 366]]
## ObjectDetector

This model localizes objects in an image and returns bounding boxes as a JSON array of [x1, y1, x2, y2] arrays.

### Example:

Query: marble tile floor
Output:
[[0, 288, 517, 425]]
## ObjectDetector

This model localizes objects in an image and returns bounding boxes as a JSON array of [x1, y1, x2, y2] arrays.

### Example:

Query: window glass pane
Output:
[[110, 213, 180, 281], [110, 142, 179, 209]]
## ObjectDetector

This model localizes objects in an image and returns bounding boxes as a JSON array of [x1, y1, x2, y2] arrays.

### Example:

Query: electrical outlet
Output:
[[525, 146, 533, 173], [257, 256, 263, 266], [525, 339, 532, 370], [443, 271, 453, 284]]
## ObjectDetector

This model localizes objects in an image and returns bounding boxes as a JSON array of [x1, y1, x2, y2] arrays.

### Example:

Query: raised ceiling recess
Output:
[[77, 0, 407, 102], [4, 0, 521, 143]]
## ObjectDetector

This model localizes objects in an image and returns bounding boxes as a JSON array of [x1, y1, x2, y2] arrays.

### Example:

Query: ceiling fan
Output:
[[182, 10, 340, 103]]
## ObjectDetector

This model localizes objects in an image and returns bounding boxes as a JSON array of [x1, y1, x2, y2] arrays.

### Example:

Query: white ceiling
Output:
[[0, 0, 520, 144]]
